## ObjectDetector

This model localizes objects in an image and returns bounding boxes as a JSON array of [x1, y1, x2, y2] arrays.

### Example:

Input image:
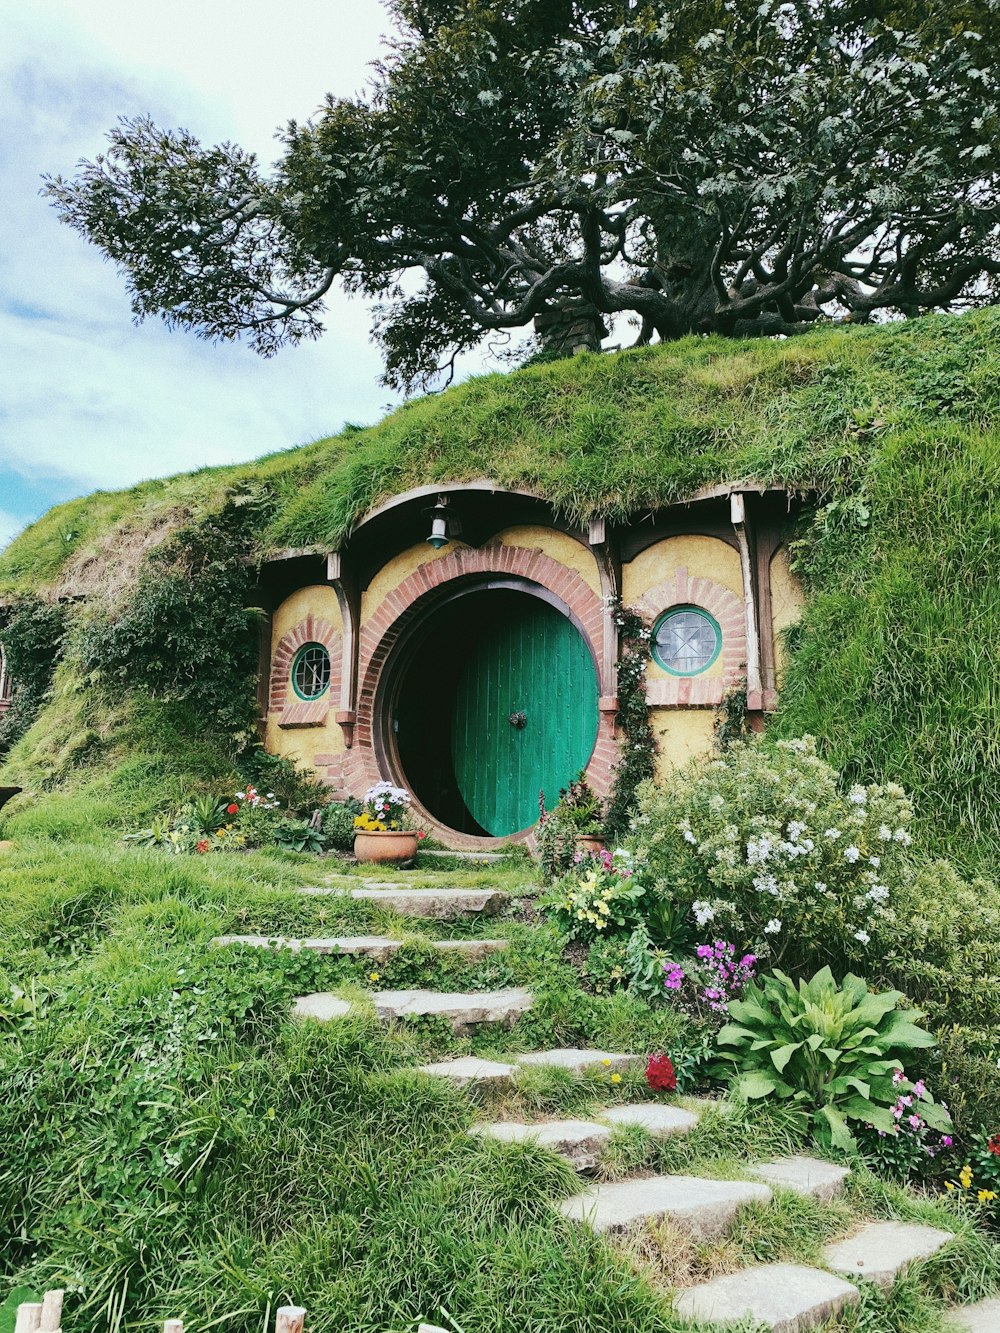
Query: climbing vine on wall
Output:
[[603, 600, 658, 842]]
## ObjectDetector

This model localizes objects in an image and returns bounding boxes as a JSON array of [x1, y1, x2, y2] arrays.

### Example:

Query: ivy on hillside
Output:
[[0, 598, 68, 759], [76, 492, 269, 747]]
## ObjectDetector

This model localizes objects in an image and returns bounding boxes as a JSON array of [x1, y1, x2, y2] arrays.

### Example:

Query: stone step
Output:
[[674, 1263, 859, 1333], [747, 1155, 851, 1203], [291, 993, 352, 1022], [596, 1103, 700, 1137], [419, 849, 508, 864], [558, 1173, 772, 1240], [372, 987, 533, 1034], [470, 1118, 612, 1170], [950, 1296, 1000, 1331], [516, 1048, 640, 1075], [212, 934, 507, 962], [299, 885, 508, 917], [416, 1056, 518, 1088], [822, 1220, 953, 1289]]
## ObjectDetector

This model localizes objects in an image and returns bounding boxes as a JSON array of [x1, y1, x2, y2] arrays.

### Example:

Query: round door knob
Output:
[[509, 710, 527, 730]]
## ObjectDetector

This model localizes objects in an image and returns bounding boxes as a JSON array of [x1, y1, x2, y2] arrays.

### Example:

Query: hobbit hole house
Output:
[[257, 481, 803, 847]]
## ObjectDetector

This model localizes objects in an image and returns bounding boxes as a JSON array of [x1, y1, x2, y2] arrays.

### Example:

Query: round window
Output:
[[292, 643, 331, 699], [652, 606, 721, 676]]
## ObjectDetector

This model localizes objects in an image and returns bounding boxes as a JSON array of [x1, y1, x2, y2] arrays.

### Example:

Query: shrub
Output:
[[715, 966, 951, 1152], [630, 735, 914, 972], [540, 853, 645, 942], [320, 799, 362, 851], [0, 597, 68, 758]]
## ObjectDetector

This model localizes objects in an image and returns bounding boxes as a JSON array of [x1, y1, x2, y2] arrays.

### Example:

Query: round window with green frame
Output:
[[651, 605, 722, 676], [291, 642, 331, 700]]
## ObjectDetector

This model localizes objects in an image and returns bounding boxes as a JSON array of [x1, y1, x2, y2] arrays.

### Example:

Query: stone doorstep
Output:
[[470, 1119, 612, 1170], [416, 1056, 518, 1087], [516, 1048, 640, 1075], [596, 1103, 700, 1137], [747, 1155, 851, 1203], [372, 987, 533, 1034], [558, 1174, 773, 1240], [299, 886, 508, 918], [949, 1296, 1000, 1332], [822, 1220, 954, 1290], [674, 1263, 860, 1333], [211, 934, 507, 962]]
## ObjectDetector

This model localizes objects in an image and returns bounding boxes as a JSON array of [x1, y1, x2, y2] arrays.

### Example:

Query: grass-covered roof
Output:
[[2, 308, 999, 873]]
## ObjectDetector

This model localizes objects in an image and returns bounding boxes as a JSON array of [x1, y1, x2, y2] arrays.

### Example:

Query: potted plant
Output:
[[558, 771, 606, 856], [353, 782, 420, 865]]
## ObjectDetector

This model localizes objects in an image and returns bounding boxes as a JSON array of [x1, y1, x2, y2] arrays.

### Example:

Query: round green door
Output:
[[450, 596, 599, 836]]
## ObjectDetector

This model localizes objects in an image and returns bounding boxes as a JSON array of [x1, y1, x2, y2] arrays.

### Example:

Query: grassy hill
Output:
[[2, 307, 1000, 872]]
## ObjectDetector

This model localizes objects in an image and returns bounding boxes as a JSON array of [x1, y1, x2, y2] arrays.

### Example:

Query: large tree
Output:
[[45, 0, 1000, 389]]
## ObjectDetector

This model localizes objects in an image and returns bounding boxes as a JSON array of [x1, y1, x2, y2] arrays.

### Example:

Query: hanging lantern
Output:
[[426, 496, 450, 549]]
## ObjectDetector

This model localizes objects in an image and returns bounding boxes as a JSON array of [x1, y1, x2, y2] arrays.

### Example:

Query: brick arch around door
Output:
[[323, 543, 619, 843]]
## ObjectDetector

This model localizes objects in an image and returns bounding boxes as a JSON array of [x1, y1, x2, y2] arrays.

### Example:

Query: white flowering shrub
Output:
[[629, 736, 914, 974]]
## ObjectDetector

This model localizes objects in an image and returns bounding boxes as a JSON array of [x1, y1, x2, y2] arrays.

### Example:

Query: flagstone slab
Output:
[[470, 1118, 612, 1170], [516, 1048, 640, 1075], [949, 1296, 1000, 1331], [431, 938, 508, 959], [212, 934, 506, 962], [416, 1056, 518, 1088], [823, 1220, 953, 1289], [747, 1155, 851, 1202], [596, 1103, 700, 1137], [558, 1173, 772, 1239], [372, 987, 532, 1033], [299, 886, 508, 917], [291, 993, 352, 1022], [674, 1262, 859, 1332]]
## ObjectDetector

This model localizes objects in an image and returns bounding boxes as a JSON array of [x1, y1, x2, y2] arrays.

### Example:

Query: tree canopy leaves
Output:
[[45, 0, 1000, 388]]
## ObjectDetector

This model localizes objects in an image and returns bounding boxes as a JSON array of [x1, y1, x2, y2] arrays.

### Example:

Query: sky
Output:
[[0, 0, 471, 551]]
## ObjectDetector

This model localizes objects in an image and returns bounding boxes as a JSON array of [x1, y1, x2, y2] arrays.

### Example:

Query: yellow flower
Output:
[[960, 1165, 973, 1189], [369, 971, 380, 983], [979, 1189, 996, 1203], [216, 828, 226, 837], [610, 1073, 622, 1085], [601, 1058, 612, 1067], [945, 1181, 955, 1191]]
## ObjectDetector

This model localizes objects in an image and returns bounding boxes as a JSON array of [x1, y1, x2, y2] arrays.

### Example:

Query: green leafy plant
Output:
[[715, 966, 951, 1152], [603, 601, 656, 842], [541, 856, 645, 942], [273, 819, 326, 854], [555, 771, 603, 834], [536, 802, 579, 883], [320, 799, 362, 851]]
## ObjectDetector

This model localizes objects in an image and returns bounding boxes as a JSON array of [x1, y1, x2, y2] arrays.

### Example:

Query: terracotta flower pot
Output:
[[576, 834, 606, 857], [354, 829, 419, 865]]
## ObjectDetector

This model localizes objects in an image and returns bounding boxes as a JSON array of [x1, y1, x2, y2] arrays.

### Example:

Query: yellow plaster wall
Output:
[[651, 708, 717, 779], [496, 526, 602, 595], [624, 535, 742, 683], [265, 584, 345, 772], [362, 541, 465, 623], [769, 545, 804, 684]]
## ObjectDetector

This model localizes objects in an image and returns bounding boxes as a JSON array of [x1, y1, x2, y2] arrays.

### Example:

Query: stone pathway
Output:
[[822, 1219, 953, 1289], [213, 933, 507, 962], [417, 1056, 519, 1088], [516, 1048, 640, 1074], [470, 1119, 612, 1170], [596, 1103, 700, 1137], [298, 885, 508, 917], [675, 1262, 859, 1333], [950, 1296, 1000, 1331], [746, 1154, 851, 1203], [558, 1173, 773, 1239], [292, 986, 532, 1033]]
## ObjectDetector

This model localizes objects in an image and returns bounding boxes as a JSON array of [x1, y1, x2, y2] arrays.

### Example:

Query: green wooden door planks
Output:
[[451, 597, 599, 836]]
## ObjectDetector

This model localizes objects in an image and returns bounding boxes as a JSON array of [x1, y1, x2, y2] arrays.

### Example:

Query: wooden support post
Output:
[[14, 1304, 42, 1333], [275, 1307, 306, 1333], [39, 1291, 63, 1333], [730, 493, 763, 710]]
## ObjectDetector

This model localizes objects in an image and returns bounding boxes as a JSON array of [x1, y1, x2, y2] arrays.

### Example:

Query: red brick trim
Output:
[[269, 614, 342, 724], [635, 566, 746, 708]]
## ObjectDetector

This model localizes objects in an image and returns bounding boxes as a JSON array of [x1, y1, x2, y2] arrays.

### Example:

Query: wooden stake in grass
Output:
[[275, 1308, 306, 1333], [39, 1292, 64, 1333], [14, 1304, 42, 1333], [163, 1321, 184, 1333]]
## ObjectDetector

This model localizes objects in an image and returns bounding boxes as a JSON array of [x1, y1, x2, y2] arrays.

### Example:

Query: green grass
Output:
[[2, 838, 999, 1333]]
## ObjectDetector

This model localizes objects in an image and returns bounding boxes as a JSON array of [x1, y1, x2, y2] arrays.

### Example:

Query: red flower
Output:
[[226, 803, 239, 815], [646, 1053, 677, 1093], [417, 830, 426, 840], [195, 839, 210, 854], [988, 1134, 1000, 1156]]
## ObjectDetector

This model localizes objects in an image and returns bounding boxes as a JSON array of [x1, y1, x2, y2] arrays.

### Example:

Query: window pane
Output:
[[653, 608, 719, 674], [293, 644, 331, 699]]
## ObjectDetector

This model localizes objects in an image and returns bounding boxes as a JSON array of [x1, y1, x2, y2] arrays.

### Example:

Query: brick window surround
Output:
[[635, 568, 746, 707], [319, 543, 619, 844], [269, 616, 342, 727]]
